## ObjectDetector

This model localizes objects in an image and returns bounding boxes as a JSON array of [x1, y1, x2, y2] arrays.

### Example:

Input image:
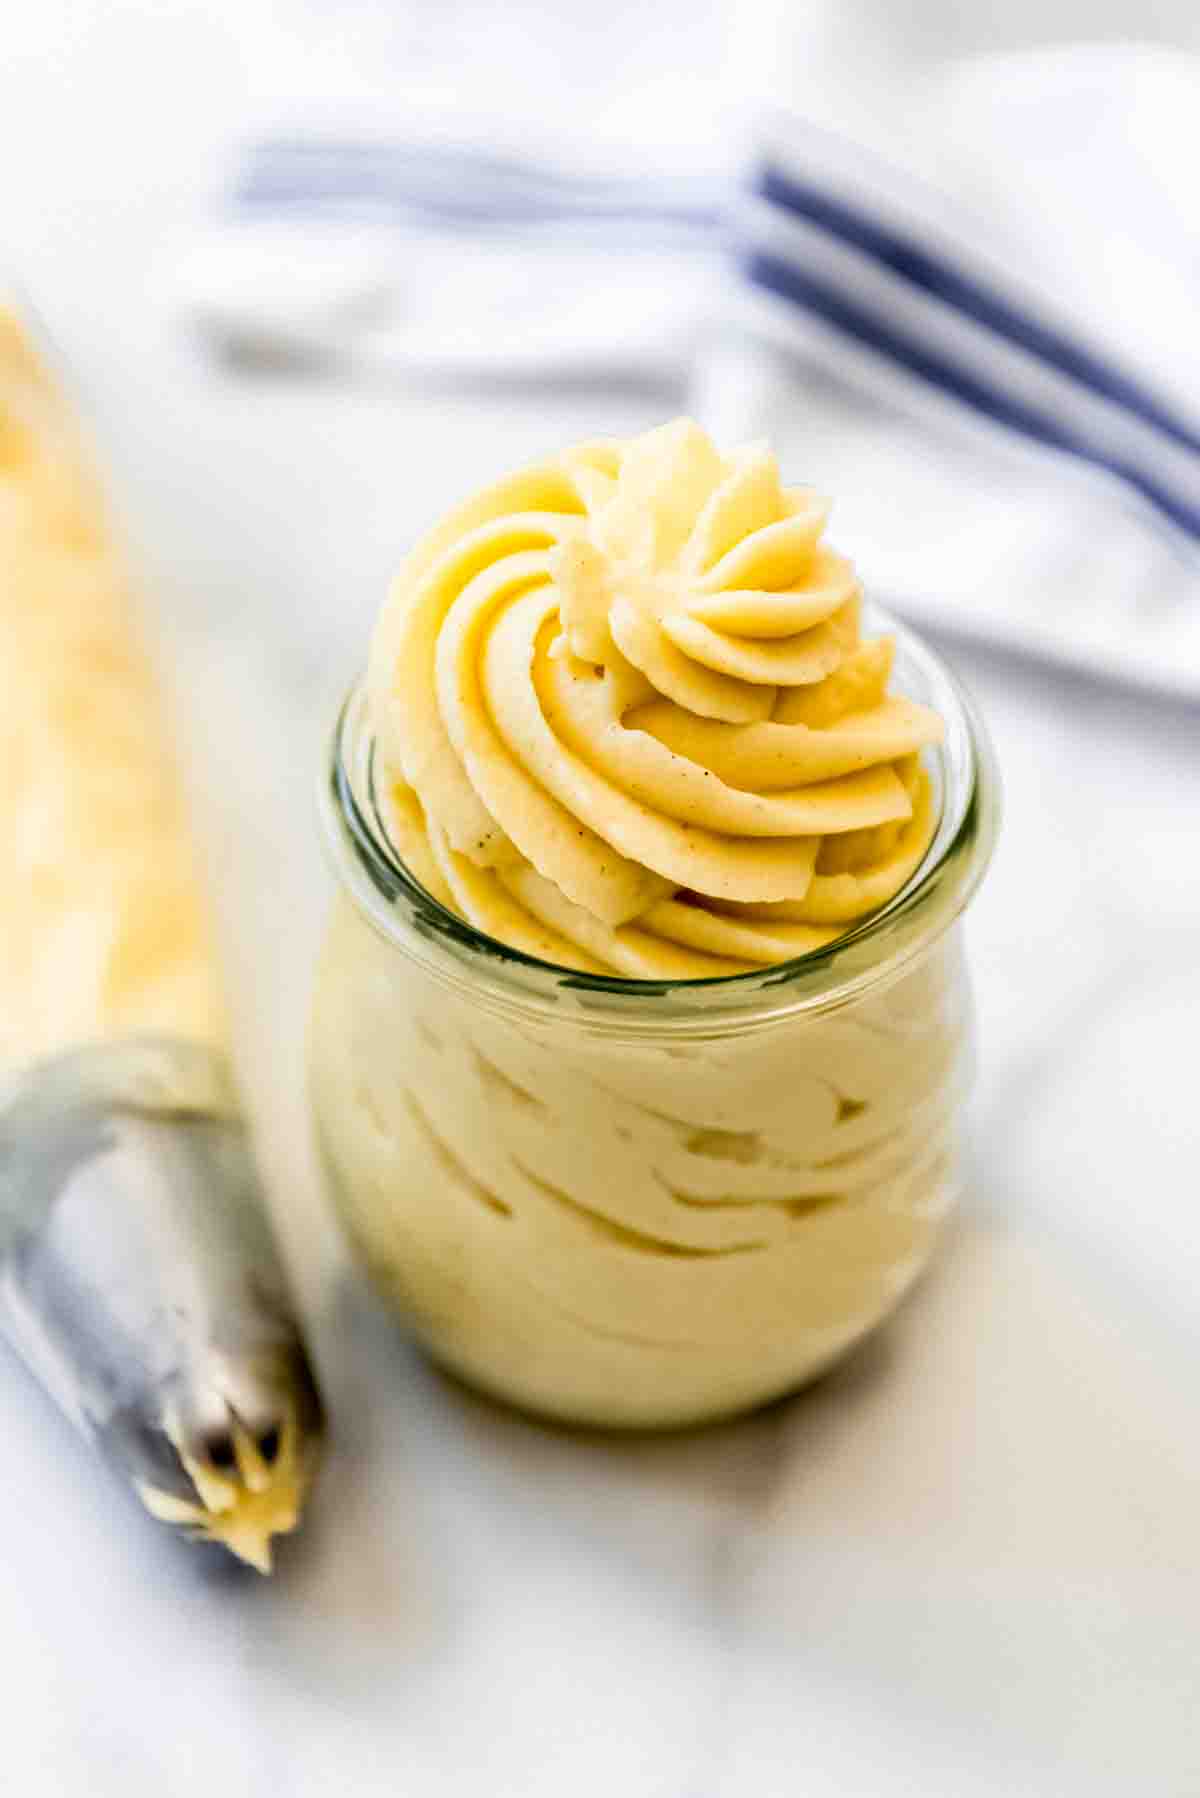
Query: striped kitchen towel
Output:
[[702, 50, 1200, 697], [175, 44, 1200, 696]]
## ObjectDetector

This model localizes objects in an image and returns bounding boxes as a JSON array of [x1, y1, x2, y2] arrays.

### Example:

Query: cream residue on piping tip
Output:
[[138, 1403, 318, 1574]]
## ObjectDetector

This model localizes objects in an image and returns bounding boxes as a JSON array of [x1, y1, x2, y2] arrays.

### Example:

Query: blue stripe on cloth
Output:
[[235, 175, 720, 234], [252, 137, 721, 199], [236, 141, 725, 232], [756, 161, 1200, 463], [742, 247, 1200, 542]]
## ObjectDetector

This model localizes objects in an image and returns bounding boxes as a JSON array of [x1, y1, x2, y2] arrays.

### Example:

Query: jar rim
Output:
[[318, 608, 999, 1031]]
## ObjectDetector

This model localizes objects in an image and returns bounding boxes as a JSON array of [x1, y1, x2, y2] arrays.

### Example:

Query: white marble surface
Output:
[[3, 6, 1200, 1794]]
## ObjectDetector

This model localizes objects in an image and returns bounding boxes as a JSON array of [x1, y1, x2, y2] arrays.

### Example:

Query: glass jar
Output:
[[311, 616, 998, 1429]]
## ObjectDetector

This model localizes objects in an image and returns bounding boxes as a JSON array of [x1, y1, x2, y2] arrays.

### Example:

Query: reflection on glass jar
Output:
[[311, 619, 998, 1429]]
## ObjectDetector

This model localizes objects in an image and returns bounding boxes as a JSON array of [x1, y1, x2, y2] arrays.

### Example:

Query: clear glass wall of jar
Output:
[[311, 617, 999, 1429]]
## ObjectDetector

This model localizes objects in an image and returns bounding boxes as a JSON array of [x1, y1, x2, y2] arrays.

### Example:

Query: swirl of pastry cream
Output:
[[368, 420, 945, 980]]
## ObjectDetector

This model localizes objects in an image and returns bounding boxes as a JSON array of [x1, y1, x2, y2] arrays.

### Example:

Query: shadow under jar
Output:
[[310, 616, 998, 1429]]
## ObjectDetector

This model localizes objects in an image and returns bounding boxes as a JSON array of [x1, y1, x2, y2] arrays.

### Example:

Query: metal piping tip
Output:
[[0, 1038, 325, 1572]]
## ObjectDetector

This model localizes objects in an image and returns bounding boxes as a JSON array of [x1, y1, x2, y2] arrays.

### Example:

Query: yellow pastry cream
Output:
[[312, 418, 996, 1427], [0, 308, 225, 1062], [367, 418, 945, 976]]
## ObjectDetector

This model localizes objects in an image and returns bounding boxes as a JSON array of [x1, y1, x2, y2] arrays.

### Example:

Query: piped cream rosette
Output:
[[368, 420, 944, 980]]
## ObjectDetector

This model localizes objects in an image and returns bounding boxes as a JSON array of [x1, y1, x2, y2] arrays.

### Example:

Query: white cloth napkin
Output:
[[173, 35, 1200, 697], [173, 130, 723, 384]]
